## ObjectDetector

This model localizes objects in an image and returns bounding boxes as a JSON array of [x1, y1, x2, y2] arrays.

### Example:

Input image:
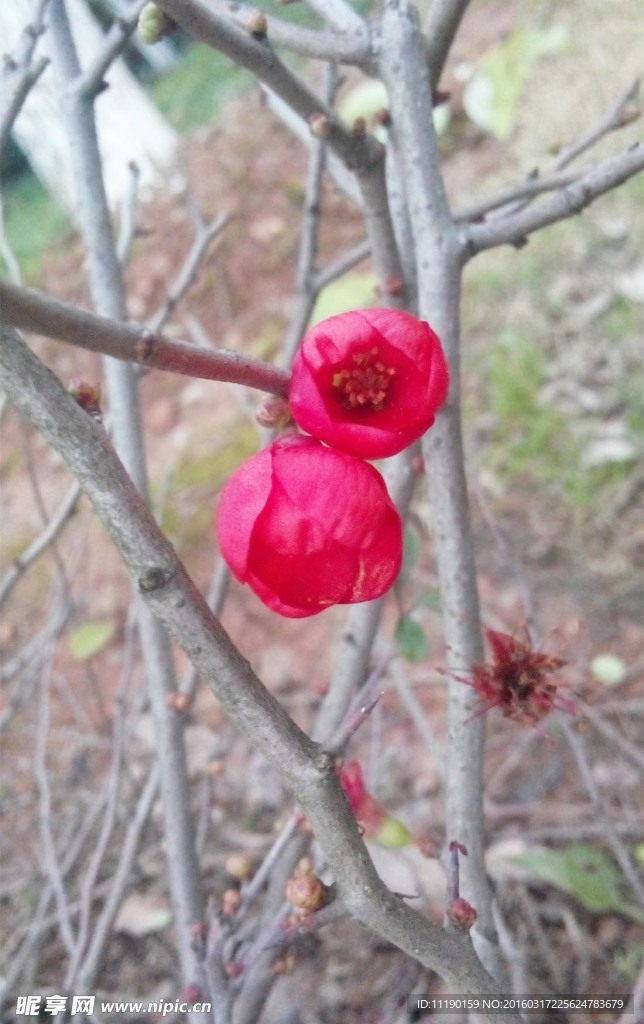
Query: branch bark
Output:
[[462, 144, 644, 256], [379, 0, 502, 982], [0, 279, 290, 396], [0, 325, 522, 1024], [47, 1, 206, 1004]]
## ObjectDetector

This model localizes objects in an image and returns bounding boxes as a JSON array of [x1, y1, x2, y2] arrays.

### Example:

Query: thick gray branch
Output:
[[424, 0, 470, 90], [380, 0, 500, 981], [0, 326, 521, 1022]]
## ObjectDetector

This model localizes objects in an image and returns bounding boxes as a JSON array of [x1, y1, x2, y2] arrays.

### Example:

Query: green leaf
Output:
[[463, 25, 569, 139], [68, 619, 115, 661], [395, 616, 428, 663], [309, 272, 377, 326], [511, 845, 644, 925]]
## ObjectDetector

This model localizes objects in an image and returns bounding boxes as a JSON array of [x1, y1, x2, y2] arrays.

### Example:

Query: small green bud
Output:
[[247, 9, 268, 38], [138, 3, 174, 44], [374, 816, 412, 848]]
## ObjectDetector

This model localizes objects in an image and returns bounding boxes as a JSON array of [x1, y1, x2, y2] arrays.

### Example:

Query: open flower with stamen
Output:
[[289, 309, 449, 459]]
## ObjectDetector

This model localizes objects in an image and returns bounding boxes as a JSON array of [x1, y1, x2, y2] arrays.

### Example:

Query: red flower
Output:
[[288, 309, 449, 459], [338, 760, 367, 815], [338, 761, 412, 847], [216, 435, 402, 618], [458, 629, 574, 727]]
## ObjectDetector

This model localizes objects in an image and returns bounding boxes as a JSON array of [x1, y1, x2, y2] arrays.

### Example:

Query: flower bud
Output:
[[285, 863, 327, 914], [247, 9, 268, 38], [374, 815, 412, 849], [255, 395, 292, 428], [69, 379, 102, 420], [274, 953, 296, 975], [374, 107, 392, 127], [225, 853, 253, 882], [447, 896, 477, 930], [222, 888, 241, 916], [309, 113, 331, 139], [138, 3, 174, 44], [182, 984, 202, 1005], [166, 691, 190, 713], [217, 435, 402, 617]]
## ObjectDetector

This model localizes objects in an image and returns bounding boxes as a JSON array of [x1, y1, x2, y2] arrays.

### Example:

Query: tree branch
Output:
[[76, 0, 149, 99], [554, 76, 640, 171], [380, 0, 502, 982], [155, 0, 378, 172], [0, 326, 522, 1022], [462, 143, 644, 256], [48, 2, 206, 1006], [423, 0, 471, 91], [154, 0, 404, 297], [206, 0, 371, 66], [0, 0, 50, 161], [0, 279, 290, 396], [300, 0, 367, 35]]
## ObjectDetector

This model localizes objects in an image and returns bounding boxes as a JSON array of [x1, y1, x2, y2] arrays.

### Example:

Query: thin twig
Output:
[[455, 169, 580, 225], [280, 62, 336, 368], [554, 77, 640, 171], [155, 0, 378, 172], [423, 0, 471, 92], [380, 0, 498, 979], [76, 0, 149, 99], [300, 0, 366, 35], [391, 661, 445, 783], [313, 238, 371, 291], [0, 193, 22, 285], [117, 161, 141, 265], [77, 764, 161, 991], [581, 704, 644, 772], [48, 3, 207, 1010], [0, 0, 51, 161], [559, 718, 644, 906], [462, 77, 641, 225], [0, 482, 82, 612], [148, 210, 231, 332], [207, 0, 370, 65], [35, 659, 77, 958], [65, 617, 139, 990], [463, 144, 644, 256]]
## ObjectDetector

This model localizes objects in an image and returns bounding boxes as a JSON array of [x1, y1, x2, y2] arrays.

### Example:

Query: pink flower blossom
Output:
[[289, 309, 449, 459]]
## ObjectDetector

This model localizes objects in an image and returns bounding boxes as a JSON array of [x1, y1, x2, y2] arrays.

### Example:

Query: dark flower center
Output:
[[332, 347, 395, 411]]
